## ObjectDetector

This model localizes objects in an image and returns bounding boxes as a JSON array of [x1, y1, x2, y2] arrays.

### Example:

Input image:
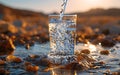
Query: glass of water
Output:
[[48, 15, 77, 64], [49, 15, 77, 55]]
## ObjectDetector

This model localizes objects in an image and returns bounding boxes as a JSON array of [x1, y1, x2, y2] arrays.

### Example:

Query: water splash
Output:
[[48, 19, 76, 64]]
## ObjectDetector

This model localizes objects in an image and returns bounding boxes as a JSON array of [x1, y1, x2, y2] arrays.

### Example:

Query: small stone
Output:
[[101, 39, 115, 47], [0, 68, 9, 75], [13, 57, 22, 63], [6, 55, 22, 63], [64, 62, 85, 70], [114, 35, 120, 42], [77, 54, 95, 62], [32, 66, 39, 72], [0, 59, 6, 65], [6, 55, 16, 62], [76, 54, 84, 61], [25, 65, 33, 72], [24, 62, 32, 66], [100, 50, 110, 55], [25, 44, 30, 50], [29, 54, 40, 59], [0, 35, 15, 55], [112, 72, 120, 75], [80, 49, 90, 54], [99, 61, 105, 65], [25, 65, 39, 72], [33, 58, 53, 67], [0, 20, 18, 33]]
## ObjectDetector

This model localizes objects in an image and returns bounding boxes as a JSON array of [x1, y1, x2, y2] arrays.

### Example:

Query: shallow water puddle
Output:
[[1, 42, 120, 75]]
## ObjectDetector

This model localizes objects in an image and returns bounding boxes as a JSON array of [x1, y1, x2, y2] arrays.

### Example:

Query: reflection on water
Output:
[[15, 42, 50, 57]]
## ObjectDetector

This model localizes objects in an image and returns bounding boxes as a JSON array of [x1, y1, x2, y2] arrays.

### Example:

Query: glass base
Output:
[[48, 54, 77, 65]]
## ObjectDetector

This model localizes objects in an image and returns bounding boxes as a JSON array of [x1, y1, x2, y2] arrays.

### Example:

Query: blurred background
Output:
[[0, 1, 120, 74], [0, 0, 120, 46]]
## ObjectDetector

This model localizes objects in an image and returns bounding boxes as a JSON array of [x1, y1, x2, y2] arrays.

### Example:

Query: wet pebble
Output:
[[25, 44, 30, 50], [80, 49, 90, 54], [24, 62, 32, 66], [25, 65, 39, 72], [0, 34, 15, 55], [6, 55, 22, 63], [112, 72, 120, 75], [0, 59, 6, 65], [13, 57, 22, 63], [100, 50, 110, 55], [101, 39, 115, 47], [64, 62, 86, 70], [0, 68, 10, 75]]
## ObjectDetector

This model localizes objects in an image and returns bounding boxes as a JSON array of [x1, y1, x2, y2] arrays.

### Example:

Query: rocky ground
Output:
[[0, 3, 120, 75], [0, 2, 120, 63]]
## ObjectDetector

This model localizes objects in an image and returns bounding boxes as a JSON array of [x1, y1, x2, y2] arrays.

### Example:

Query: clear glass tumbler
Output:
[[48, 15, 77, 57]]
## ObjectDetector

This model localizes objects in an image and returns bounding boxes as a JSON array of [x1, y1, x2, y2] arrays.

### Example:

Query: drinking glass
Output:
[[48, 15, 77, 64]]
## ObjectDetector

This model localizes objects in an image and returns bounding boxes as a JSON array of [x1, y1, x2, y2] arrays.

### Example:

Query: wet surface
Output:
[[0, 42, 120, 75]]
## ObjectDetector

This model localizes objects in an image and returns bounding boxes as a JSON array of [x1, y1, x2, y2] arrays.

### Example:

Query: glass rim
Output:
[[49, 14, 77, 17]]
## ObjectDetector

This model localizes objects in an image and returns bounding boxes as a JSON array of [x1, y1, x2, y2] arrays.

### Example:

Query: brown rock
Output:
[[13, 57, 22, 63], [6, 55, 16, 62], [0, 20, 18, 33], [112, 72, 120, 75], [24, 62, 32, 66], [33, 58, 53, 67], [6, 55, 22, 63], [101, 39, 115, 47], [0, 34, 15, 55], [76, 54, 84, 61], [100, 50, 110, 55], [0, 59, 6, 65], [80, 49, 90, 54], [0, 68, 9, 75], [114, 35, 120, 42], [25, 65, 39, 72], [64, 62, 85, 70], [33, 66, 39, 72], [99, 61, 105, 65], [77, 54, 95, 62], [29, 54, 40, 59]]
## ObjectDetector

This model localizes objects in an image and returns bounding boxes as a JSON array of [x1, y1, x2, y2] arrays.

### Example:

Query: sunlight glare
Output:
[[84, 42, 97, 52], [89, 44, 96, 52], [74, 70, 77, 75]]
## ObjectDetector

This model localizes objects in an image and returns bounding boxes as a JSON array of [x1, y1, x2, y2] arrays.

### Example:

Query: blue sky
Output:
[[0, 0, 120, 14]]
